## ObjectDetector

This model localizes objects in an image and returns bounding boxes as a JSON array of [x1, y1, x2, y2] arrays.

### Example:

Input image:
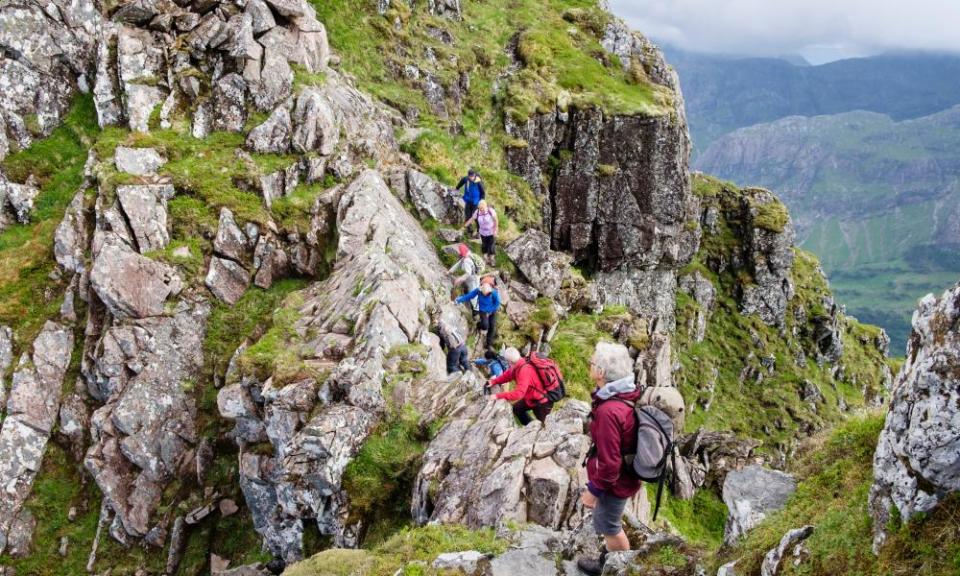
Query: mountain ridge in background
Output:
[[670, 46, 960, 352]]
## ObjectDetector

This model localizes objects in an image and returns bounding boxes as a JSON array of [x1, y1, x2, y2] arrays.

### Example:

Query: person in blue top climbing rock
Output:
[[473, 348, 512, 378], [453, 168, 485, 234], [455, 278, 500, 349]]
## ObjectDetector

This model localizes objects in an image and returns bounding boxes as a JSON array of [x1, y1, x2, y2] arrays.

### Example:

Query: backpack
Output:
[[619, 398, 676, 522], [523, 352, 566, 404]]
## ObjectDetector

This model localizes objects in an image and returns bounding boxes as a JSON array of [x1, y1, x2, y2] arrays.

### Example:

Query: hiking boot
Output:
[[576, 551, 606, 575]]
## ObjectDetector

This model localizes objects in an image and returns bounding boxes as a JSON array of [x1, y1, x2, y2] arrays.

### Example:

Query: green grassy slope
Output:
[[716, 415, 960, 576], [674, 176, 892, 452]]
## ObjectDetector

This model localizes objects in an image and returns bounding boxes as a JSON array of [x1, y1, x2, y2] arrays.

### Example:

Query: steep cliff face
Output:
[[505, 22, 698, 325]]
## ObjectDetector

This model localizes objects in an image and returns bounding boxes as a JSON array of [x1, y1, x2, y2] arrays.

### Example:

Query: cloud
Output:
[[607, 0, 960, 61]]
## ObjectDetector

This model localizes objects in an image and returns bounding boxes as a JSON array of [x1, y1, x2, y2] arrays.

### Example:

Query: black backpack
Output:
[[619, 399, 675, 522], [524, 352, 566, 403]]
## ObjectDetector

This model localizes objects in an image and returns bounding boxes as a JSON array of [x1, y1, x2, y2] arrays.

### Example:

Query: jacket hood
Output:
[[593, 375, 643, 402]]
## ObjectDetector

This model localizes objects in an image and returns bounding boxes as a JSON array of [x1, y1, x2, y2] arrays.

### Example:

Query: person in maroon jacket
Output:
[[577, 341, 643, 576], [485, 348, 554, 425]]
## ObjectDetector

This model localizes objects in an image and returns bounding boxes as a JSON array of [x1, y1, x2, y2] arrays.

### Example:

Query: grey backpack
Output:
[[618, 400, 675, 521]]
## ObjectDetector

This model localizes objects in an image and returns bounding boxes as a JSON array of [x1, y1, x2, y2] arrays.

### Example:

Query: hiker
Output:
[[448, 243, 483, 316], [485, 349, 563, 425], [473, 348, 511, 378], [437, 318, 470, 375], [455, 281, 500, 349], [576, 341, 644, 576], [454, 169, 485, 234], [463, 200, 498, 266]]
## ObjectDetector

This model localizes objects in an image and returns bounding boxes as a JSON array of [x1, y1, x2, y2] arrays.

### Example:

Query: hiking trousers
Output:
[[513, 399, 554, 425], [478, 311, 497, 349], [446, 344, 469, 374]]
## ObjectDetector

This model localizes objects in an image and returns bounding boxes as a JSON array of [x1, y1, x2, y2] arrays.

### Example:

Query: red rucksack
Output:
[[523, 352, 566, 404]]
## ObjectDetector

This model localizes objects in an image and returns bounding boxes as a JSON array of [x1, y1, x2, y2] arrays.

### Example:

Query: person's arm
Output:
[[455, 288, 479, 304], [491, 290, 501, 311], [455, 177, 468, 191], [463, 210, 478, 228], [448, 259, 463, 274], [495, 367, 529, 401], [587, 411, 623, 496], [490, 363, 518, 387], [491, 209, 499, 236], [473, 358, 489, 367], [478, 181, 486, 200]]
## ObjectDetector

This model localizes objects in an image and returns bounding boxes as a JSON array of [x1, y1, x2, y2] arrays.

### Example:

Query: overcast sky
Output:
[[607, 0, 960, 64]]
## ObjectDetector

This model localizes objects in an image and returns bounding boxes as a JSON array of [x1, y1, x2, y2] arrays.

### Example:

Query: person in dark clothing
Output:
[[437, 319, 470, 374], [455, 282, 500, 349], [454, 169, 485, 233], [485, 348, 553, 425], [576, 342, 645, 576]]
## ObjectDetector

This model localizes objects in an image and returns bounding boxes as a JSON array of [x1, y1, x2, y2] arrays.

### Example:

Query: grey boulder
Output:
[[505, 230, 572, 298], [722, 465, 796, 546], [205, 256, 251, 305]]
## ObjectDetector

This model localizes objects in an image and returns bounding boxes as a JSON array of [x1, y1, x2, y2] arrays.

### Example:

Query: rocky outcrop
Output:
[[678, 270, 716, 343], [760, 525, 814, 576], [90, 233, 182, 319], [698, 183, 796, 328], [722, 465, 796, 546], [505, 230, 573, 298], [0, 0, 100, 158], [869, 283, 960, 551], [83, 299, 209, 543], [504, 27, 697, 326], [0, 322, 74, 555], [219, 170, 464, 564], [114, 147, 166, 176], [413, 390, 650, 532]]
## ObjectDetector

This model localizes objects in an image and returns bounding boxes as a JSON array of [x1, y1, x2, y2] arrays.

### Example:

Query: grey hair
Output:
[[592, 341, 634, 383], [502, 347, 521, 364]]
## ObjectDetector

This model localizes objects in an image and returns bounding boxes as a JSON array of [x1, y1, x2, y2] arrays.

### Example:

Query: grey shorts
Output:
[[592, 493, 628, 536]]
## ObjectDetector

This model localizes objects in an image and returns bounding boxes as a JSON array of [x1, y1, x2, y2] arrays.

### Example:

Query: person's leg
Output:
[[445, 349, 458, 374], [604, 531, 630, 552], [478, 312, 490, 332], [533, 401, 553, 423], [457, 345, 470, 372], [485, 311, 497, 349], [578, 494, 630, 575], [512, 401, 533, 426]]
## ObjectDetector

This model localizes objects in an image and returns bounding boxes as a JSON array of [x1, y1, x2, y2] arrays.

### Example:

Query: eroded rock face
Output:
[[219, 170, 462, 563], [678, 271, 716, 343], [736, 190, 796, 328], [505, 230, 573, 299], [116, 184, 174, 253], [0, 322, 74, 555], [406, 169, 461, 224], [504, 27, 697, 326], [870, 283, 960, 551], [90, 233, 182, 319], [83, 299, 209, 542], [0, 0, 100, 158], [722, 465, 796, 546]]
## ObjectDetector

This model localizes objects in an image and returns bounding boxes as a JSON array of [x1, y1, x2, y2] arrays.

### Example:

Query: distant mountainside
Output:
[[696, 106, 960, 353], [665, 49, 960, 153]]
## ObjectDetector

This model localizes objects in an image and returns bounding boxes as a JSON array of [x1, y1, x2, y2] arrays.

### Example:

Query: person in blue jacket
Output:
[[455, 281, 500, 349], [473, 349, 511, 377], [454, 169, 486, 233]]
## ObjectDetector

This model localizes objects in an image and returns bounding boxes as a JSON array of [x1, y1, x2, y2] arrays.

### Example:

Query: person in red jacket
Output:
[[577, 341, 644, 576], [485, 348, 554, 425]]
